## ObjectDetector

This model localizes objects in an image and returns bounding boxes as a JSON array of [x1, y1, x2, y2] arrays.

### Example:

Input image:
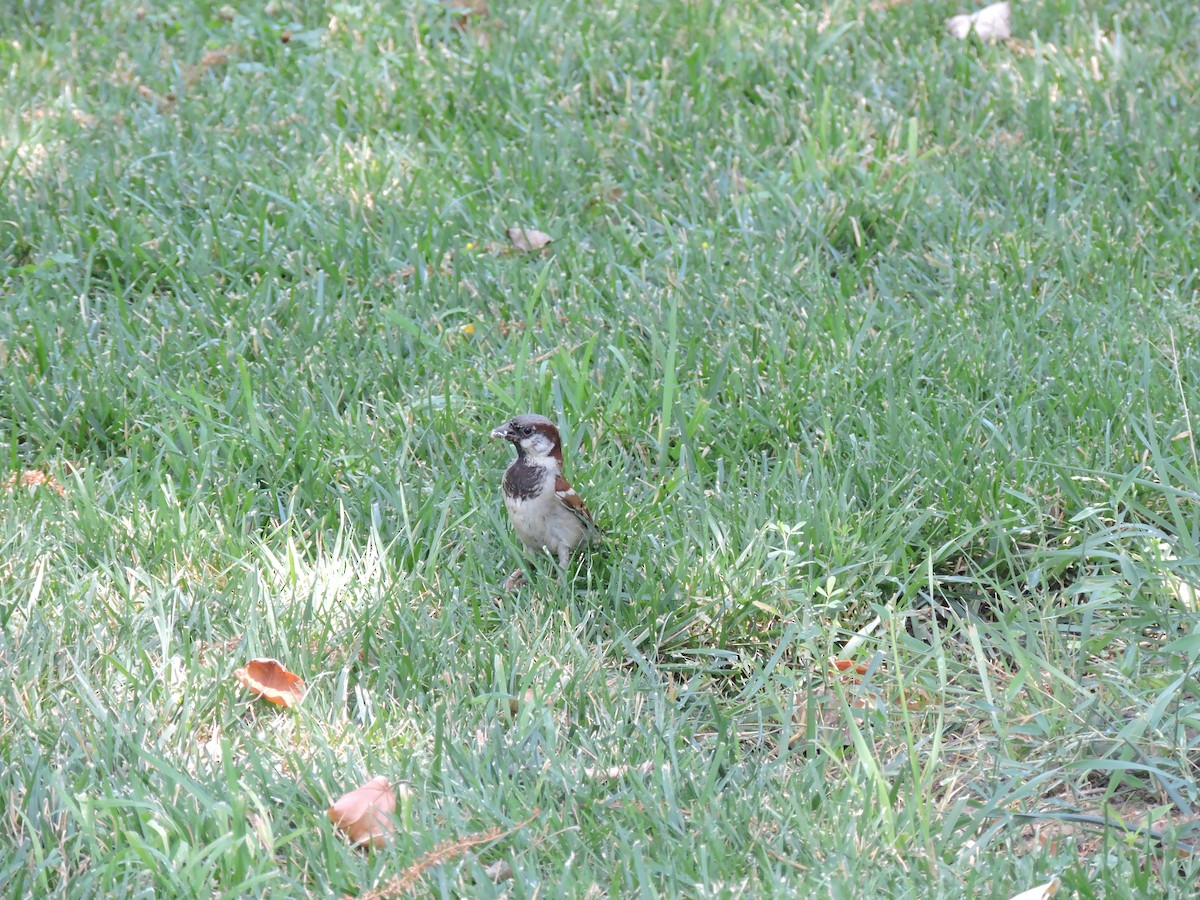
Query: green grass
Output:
[[3, 0, 1200, 895]]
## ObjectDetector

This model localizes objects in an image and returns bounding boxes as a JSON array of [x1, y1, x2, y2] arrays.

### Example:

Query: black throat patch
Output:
[[503, 459, 547, 501]]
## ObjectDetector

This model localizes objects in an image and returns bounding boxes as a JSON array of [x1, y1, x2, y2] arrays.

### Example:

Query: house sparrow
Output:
[[491, 413, 598, 588]]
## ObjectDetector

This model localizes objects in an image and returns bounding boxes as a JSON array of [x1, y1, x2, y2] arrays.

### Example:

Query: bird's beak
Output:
[[490, 424, 512, 440]]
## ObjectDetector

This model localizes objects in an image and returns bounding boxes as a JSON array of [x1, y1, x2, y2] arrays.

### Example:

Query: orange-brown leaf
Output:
[[327, 776, 396, 849], [2, 469, 66, 497], [830, 659, 869, 676], [234, 658, 305, 707]]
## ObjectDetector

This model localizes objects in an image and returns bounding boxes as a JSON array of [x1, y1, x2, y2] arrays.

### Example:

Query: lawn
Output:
[[2, 0, 1199, 896]]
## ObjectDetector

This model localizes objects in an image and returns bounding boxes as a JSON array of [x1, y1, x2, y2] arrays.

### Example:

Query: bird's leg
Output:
[[503, 568, 528, 591], [555, 546, 575, 585]]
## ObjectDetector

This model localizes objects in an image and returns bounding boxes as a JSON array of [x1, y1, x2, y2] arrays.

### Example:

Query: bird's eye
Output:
[[521, 426, 533, 436]]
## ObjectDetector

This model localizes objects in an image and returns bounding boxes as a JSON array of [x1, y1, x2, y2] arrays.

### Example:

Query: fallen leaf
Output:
[[505, 226, 552, 252], [1, 470, 66, 497], [830, 659, 870, 676], [946, 1, 1011, 42], [1008, 877, 1060, 900], [460, 322, 476, 337], [328, 776, 397, 849], [234, 658, 305, 707]]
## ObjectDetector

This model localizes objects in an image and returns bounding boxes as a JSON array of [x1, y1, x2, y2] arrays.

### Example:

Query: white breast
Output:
[[505, 480, 587, 562]]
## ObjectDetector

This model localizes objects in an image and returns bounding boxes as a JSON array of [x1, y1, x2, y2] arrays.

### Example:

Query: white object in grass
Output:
[[947, 1, 1012, 42]]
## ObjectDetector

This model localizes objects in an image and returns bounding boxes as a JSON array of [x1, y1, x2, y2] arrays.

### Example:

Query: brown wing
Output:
[[555, 474, 597, 531]]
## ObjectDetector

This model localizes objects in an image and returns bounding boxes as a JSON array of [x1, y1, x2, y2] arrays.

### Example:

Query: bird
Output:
[[490, 413, 599, 589]]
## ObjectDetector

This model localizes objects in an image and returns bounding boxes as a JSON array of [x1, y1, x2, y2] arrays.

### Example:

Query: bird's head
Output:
[[491, 414, 563, 463]]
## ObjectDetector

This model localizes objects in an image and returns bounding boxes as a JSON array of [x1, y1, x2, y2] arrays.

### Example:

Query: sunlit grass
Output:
[[2, 0, 1200, 895]]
